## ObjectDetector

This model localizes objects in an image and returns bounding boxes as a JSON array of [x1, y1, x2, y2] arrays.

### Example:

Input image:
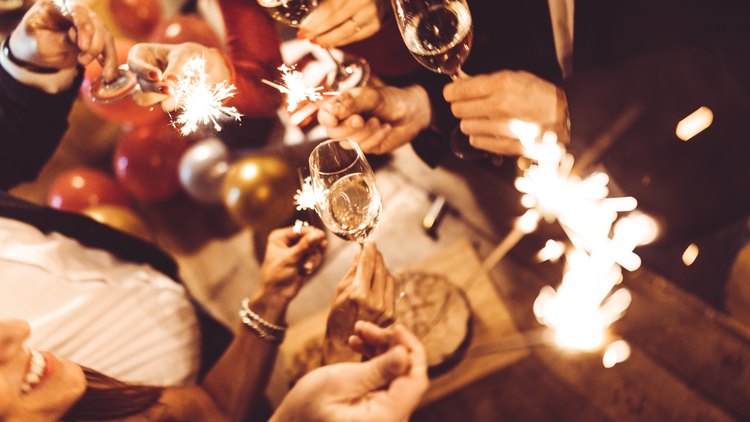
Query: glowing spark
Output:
[[295, 176, 316, 211], [262, 64, 338, 112], [515, 129, 659, 362], [293, 219, 309, 233], [676, 106, 713, 141], [173, 56, 242, 136]]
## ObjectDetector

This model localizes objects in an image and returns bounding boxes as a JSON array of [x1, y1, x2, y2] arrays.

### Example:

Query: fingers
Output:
[[355, 344, 411, 391], [299, 0, 381, 47]]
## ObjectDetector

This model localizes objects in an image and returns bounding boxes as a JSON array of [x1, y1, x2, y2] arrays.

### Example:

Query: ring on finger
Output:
[[348, 17, 361, 32]]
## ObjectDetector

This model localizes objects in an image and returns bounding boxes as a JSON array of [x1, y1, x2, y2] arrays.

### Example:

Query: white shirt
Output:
[[0, 216, 202, 386]]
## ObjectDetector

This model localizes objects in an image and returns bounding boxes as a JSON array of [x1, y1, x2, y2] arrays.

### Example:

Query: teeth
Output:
[[20, 349, 46, 395]]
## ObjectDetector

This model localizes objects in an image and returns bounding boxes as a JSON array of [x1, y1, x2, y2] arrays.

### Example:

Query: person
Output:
[[269, 321, 429, 422], [124, 0, 286, 146], [0, 318, 428, 422], [2, 0, 393, 390], [316, 0, 750, 311]]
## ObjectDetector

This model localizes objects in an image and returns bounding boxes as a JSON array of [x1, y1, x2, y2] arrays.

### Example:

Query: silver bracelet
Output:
[[239, 298, 286, 344]]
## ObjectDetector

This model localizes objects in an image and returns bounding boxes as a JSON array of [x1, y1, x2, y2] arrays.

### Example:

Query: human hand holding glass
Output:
[[390, 0, 487, 160], [257, 0, 370, 91]]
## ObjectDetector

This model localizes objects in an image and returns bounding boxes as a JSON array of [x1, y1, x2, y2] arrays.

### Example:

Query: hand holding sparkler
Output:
[[127, 42, 232, 112]]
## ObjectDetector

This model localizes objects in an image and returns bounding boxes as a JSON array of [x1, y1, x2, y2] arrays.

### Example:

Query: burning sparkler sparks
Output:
[[295, 176, 316, 211], [173, 56, 242, 136], [508, 122, 659, 366], [262, 64, 338, 112]]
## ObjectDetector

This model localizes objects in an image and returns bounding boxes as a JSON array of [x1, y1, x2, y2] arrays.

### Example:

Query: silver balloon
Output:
[[178, 137, 230, 204]]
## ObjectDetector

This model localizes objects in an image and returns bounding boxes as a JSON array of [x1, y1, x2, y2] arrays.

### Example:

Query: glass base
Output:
[[88, 66, 138, 104]]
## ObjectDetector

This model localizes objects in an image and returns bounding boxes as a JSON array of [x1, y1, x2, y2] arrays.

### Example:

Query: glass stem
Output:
[[325, 48, 350, 80]]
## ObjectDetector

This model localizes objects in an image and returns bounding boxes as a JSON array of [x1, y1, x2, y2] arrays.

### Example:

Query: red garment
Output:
[[218, 0, 284, 118]]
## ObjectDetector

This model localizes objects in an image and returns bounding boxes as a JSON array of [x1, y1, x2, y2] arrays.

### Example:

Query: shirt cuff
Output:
[[0, 43, 80, 94]]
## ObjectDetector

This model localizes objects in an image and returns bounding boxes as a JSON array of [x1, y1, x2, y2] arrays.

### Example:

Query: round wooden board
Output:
[[394, 271, 472, 369]]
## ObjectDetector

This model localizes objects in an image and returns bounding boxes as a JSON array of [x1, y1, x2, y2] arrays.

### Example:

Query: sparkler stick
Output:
[[172, 56, 242, 136]]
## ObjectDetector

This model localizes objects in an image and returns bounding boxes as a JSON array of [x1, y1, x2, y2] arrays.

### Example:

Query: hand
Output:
[[298, 0, 390, 47], [271, 321, 429, 422], [256, 226, 327, 303], [9, 0, 117, 79], [443, 69, 567, 156], [323, 241, 396, 364], [318, 85, 432, 155], [127, 42, 231, 111]]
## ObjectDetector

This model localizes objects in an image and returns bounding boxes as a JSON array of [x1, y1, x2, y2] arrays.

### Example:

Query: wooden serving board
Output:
[[279, 237, 528, 406]]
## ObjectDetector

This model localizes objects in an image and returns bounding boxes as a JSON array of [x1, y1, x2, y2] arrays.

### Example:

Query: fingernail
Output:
[[164, 75, 178, 83], [148, 71, 159, 80], [158, 86, 171, 95], [297, 29, 309, 39], [309, 38, 319, 45]]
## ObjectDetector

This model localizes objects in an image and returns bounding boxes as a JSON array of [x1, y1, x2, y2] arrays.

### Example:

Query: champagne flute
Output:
[[309, 138, 405, 305], [257, 0, 370, 91], [391, 0, 487, 160], [308, 138, 381, 244]]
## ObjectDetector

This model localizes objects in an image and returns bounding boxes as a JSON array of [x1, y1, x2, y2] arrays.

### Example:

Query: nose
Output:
[[0, 320, 31, 359]]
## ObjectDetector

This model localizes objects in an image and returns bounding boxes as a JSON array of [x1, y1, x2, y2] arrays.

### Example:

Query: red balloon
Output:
[[80, 38, 170, 127], [149, 15, 223, 49], [48, 167, 131, 213], [113, 124, 189, 201], [109, 0, 162, 39]]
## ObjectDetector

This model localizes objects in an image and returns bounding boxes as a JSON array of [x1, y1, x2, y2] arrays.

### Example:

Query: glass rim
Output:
[[308, 138, 366, 175]]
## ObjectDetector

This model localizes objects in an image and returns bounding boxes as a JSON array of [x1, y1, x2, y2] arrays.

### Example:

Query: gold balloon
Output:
[[222, 155, 298, 230], [81, 205, 155, 243]]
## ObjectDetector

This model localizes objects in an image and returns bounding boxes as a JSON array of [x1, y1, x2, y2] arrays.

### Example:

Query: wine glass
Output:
[[308, 138, 381, 244], [257, 0, 371, 91], [88, 64, 140, 104], [391, 0, 487, 160]]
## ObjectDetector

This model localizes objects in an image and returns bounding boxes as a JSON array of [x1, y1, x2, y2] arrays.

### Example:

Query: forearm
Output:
[[198, 292, 290, 422]]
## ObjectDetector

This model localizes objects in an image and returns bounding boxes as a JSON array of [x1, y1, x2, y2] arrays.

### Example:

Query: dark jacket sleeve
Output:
[[0, 64, 83, 190]]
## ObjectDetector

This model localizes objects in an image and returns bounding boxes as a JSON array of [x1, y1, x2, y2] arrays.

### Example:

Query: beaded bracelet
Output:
[[239, 298, 286, 344]]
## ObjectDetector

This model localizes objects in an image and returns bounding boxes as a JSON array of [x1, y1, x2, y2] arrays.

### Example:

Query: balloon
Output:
[[222, 155, 298, 230], [80, 38, 170, 127], [179, 137, 230, 204], [109, 0, 162, 39], [81, 204, 154, 243], [48, 167, 131, 213], [149, 15, 223, 49], [113, 124, 189, 202]]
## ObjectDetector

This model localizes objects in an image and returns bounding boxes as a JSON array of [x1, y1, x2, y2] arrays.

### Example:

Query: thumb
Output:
[[352, 345, 410, 392]]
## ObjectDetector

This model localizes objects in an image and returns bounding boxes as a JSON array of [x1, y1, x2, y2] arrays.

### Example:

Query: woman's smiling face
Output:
[[0, 320, 86, 422]]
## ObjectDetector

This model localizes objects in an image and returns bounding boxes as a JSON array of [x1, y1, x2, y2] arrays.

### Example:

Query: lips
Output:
[[20, 348, 47, 394]]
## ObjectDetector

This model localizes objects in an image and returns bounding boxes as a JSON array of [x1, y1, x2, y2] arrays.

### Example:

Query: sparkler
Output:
[[172, 56, 242, 136], [295, 176, 316, 211], [262, 64, 339, 113], [509, 121, 658, 365]]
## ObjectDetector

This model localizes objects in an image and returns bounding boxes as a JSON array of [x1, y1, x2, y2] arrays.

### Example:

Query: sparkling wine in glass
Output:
[[392, 0, 487, 160], [308, 138, 381, 244], [257, 0, 370, 91]]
